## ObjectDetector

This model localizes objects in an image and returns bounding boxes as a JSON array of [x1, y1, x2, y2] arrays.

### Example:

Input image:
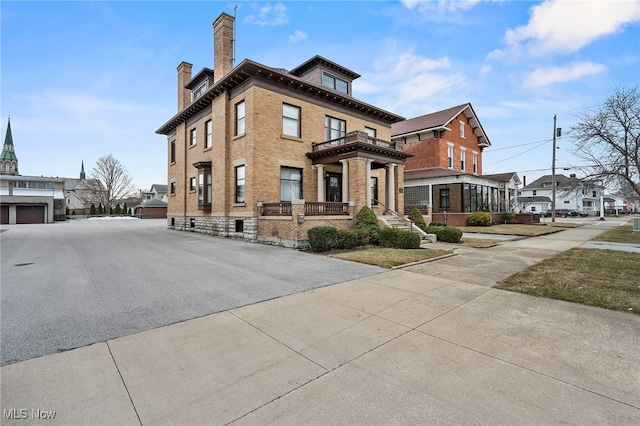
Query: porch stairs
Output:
[[377, 214, 437, 243]]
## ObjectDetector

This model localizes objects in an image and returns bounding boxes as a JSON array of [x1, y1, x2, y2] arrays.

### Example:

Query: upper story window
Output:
[[192, 82, 207, 101], [235, 101, 245, 135], [322, 71, 348, 94], [473, 152, 478, 174], [460, 148, 466, 172], [460, 121, 465, 138], [447, 144, 454, 169], [364, 127, 376, 141], [189, 177, 196, 191], [282, 103, 301, 138], [190, 128, 197, 146], [205, 120, 212, 149], [325, 116, 346, 142], [532, 190, 537, 196], [194, 162, 212, 211], [170, 182, 176, 195], [170, 140, 176, 163]]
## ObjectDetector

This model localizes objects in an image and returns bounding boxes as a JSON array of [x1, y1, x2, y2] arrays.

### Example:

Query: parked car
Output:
[[577, 210, 590, 217], [540, 209, 578, 218]]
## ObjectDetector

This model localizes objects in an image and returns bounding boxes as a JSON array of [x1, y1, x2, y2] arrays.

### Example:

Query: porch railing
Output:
[[259, 201, 350, 216], [260, 202, 292, 216], [311, 131, 403, 152], [305, 202, 350, 216]]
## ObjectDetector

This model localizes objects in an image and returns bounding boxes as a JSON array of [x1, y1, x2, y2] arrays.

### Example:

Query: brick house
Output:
[[156, 13, 412, 247], [391, 104, 521, 224]]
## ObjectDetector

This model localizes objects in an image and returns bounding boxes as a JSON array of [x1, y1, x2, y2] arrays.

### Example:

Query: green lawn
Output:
[[328, 247, 452, 268]]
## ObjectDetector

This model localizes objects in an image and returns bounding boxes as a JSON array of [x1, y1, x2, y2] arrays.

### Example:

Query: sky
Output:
[[1, 0, 639, 190]]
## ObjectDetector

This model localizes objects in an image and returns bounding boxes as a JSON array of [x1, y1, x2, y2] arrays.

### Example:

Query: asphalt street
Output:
[[0, 218, 386, 365]]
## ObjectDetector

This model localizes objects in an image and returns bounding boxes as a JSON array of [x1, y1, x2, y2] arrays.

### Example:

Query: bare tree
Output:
[[86, 154, 136, 214], [570, 84, 640, 199]]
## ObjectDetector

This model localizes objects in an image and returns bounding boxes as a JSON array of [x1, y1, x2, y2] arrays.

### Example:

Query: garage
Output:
[[16, 205, 45, 224], [1, 205, 8, 224]]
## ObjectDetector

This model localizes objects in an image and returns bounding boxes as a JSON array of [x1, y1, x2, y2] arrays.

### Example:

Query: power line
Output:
[[489, 138, 552, 151], [485, 139, 550, 166]]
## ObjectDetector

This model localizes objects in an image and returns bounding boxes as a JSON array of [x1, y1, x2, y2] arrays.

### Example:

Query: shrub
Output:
[[307, 226, 339, 252], [434, 226, 463, 243], [500, 212, 517, 224], [90, 204, 96, 215], [379, 228, 421, 249], [407, 208, 428, 231], [355, 206, 381, 245], [428, 221, 447, 227], [336, 229, 361, 249], [467, 211, 492, 226]]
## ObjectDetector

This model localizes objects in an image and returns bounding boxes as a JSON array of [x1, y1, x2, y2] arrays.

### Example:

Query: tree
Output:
[[570, 84, 640, 200], [86, 154, 136, 215]]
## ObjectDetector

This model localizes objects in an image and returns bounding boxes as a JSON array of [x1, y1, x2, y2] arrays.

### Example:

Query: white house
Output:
[[518, 174, 605, 215]]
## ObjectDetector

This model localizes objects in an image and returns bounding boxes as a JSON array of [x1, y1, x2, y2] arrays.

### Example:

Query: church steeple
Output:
[[1, 117, 19, 175], [80, 160, 86, 180]]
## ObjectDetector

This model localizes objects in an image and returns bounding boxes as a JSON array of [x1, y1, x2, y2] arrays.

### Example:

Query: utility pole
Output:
[[552, 114, 557, 223]]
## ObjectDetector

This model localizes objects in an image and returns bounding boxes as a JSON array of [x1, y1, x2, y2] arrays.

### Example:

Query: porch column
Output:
[[313, 164, 325, 202], [365, 159, 373, 207], [386, 163, 396, 212], [340, 159, 349, 202]]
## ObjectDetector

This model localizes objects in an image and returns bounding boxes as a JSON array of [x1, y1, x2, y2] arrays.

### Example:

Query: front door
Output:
[[325, 172, 342, 202]]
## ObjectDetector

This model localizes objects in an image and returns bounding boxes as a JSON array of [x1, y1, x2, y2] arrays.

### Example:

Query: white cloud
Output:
[[288, 29, 307, 43], [522, 61, 606, 88], [500, 0, 640, 57], [356, 50, 466, 117], [400, 0, 483, 13], [244, 3, 289, 27], [479, 64, 493, 76]]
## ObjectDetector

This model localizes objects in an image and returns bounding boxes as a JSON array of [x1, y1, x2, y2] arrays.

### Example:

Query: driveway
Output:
[[0, 218, 386, 365]]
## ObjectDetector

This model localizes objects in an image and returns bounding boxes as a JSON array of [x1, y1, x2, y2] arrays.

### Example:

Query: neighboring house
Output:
[[64, 161, 101, 214], [133, 198, 167, 218], [156, 13, 411, 247], [142, 184, 168, 202], [391, 104, 520, 219], [518, 174, 605, 215], [0, 118, 65, 224]]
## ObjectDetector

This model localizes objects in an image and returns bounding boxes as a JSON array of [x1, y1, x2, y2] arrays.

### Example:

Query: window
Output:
[[325, 116, 346, 141], [447, 144, 454, 169], [189, 177, 196, 191], [235, 100, 245, 135], [170, 182, 176, 195], [282, 104, 301, 138], [473, 152, 478, 174], [235, 219, 244, 233], [194, 162, 212, 210], [592, 191, 597, 197], [531, 206, 537, 212], [439, 188, 450, 209], [190, 128, 197, 146], [532, 190, 537, 196], [404, 185, 430, 207], [460, 121, 465, 138], [280, 167, 302, 201], [192, 82, 207, 101], [371, 177, 378, 205], [170, 140, 176, 163], [235, 165, 245, 203], [364, 127, 376, 140], [322, 71, 348, 94], [205, 120, 212, 149], [460, 149, 466, 172]]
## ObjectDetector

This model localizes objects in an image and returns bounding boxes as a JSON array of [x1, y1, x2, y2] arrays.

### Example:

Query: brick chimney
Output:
[[177, 61, 193, 111], [213, 12, 234, 84], [570, 173, 576, 178]]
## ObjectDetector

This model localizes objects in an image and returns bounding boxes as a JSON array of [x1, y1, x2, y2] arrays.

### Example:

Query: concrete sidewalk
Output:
[[2, 223, 639, 425]]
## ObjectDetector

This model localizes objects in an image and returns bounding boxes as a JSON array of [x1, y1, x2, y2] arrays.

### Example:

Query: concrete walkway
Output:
[[2, 221, 639, 425]]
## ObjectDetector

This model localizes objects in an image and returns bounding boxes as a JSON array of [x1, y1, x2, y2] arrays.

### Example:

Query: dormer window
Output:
[[322, 71, 348, 94], [192, 81, 208, 101]]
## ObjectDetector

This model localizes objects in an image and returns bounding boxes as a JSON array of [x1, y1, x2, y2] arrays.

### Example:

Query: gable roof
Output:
[[391, 103, 490, 148], [483, 172, 521, 185], [523, 174, 578, 189], [150, 184, 167, 193]]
